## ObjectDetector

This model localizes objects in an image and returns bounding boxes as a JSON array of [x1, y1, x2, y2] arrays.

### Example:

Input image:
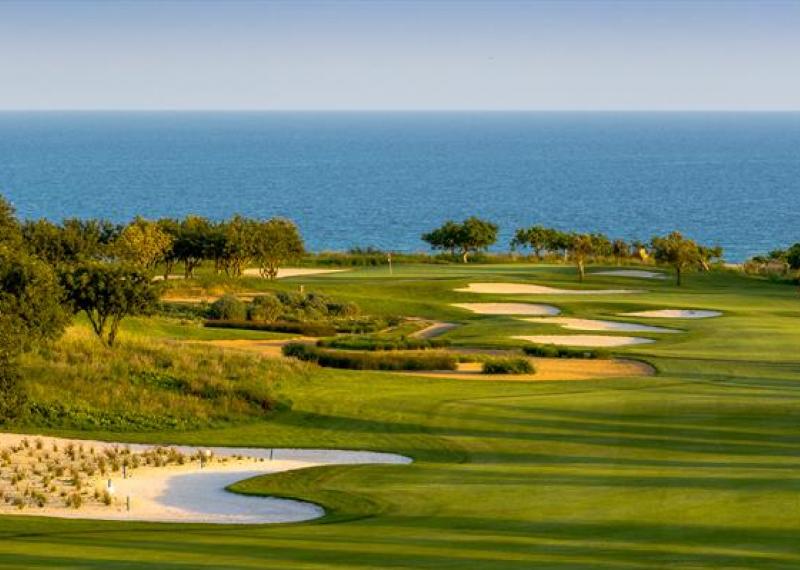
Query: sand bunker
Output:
[[410, 321, 459, 339], [0, 434, 409, 524], [405, 358, 653, 382], [455, 283, 639, 295], [452, 303, 560, 316], [620, 309, 722, 319], [520, 317, 679, 333], [242, 268, 347, 279], [513, 335, 655, 347], [592, 270, 666, 279]]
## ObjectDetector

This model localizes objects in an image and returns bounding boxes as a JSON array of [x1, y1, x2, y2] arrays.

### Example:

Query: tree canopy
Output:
[[60, 263, 157, 347], [253, 218, 305, 279], [422, 217, 498, 263], [651, 231, 702, 286]]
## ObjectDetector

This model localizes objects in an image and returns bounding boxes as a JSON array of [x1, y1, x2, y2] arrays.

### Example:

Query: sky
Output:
[[1, 0, 799, 111]]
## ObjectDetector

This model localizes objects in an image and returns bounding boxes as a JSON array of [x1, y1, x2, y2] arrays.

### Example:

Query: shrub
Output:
[[204, 320, 336, 337], [0, 354, 27, 423], [326, 302, 360, 318], [522, 344, 609, 359], [208, 295, 247, 321], [282, 343, 457, 371], [482, 357, 534, 375], [317, 336, 449, 351], [247, 294, 283, 322]]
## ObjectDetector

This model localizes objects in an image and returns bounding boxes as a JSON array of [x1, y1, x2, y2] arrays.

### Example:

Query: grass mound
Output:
[[18, 327, 305, 431]]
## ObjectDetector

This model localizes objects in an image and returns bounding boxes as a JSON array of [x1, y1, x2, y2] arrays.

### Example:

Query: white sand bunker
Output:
[[592, 270, 666, 279], [0, 434, 410, 524], [452, 303, 560, 316], [455, 283, 638, 295], [514, 335, 655, 347], [620, 309, 722, 319], [520, 317, 680, 333], [242, 268, 348, 279]]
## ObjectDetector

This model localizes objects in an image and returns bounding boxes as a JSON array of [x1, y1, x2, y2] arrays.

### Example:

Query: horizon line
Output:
[[1, 108, 800, 113]]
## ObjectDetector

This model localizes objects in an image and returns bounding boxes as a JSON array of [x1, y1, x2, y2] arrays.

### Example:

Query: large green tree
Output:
[[423, 217, 498, 263], [0, 196, 70, 421], [173, 216, 211, 278], [115, 217, 174, 272], [253, 218, 305, 279], [60, 263, 157, 347], [421, 221, 461, 258], [651, 231, 702, 286]]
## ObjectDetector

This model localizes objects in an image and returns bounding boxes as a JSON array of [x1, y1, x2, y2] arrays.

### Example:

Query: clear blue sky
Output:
[[1, 0, 799, 110]]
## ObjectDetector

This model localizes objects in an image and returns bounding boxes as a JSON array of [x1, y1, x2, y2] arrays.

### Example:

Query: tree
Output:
[[1, 197, 70, 421], [570, 234, 595, 282], [421, 220, 461, 258], [252, 218, 305, 279], [220, 215, 256, 277], [785, 243, 800, 271], [651, 231, 702, 286], [424, 217, 498, 263], [115, 217, 174, 271], [172, 216, 211, 278], [612, 239, 628, 266], [156, 218, 181, 279], [0, 351, 26, 423], [61, 263, 157, 347], [510, 225, 551, 259], [457, 217, 498, 263], [698, 245, 724, 271]]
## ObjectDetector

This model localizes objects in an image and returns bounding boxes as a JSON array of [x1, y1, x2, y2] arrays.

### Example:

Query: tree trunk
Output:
[[461, 249, 469, 264], [577, 260, 585, 282], [676, 266, 682, 286]]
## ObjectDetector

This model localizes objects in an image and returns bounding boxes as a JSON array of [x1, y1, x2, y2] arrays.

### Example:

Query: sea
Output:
[[1, 111, 798, 261]]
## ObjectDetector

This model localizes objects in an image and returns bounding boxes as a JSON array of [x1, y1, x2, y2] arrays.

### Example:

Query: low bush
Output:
[[482, 357, 534, 375], [282, 343, 457, 371], [208, 295, 247, 321], [317, 336, 450, 351], [522, 344, 610, 359], [204, 320, 336, 337], [247, 294, 283, 322]]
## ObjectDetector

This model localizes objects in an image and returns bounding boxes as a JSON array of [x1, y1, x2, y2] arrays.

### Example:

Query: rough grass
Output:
[[17, 327, 308, 431]]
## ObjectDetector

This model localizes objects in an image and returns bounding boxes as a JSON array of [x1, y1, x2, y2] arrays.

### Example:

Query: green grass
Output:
[[2, 263, 800, 568]]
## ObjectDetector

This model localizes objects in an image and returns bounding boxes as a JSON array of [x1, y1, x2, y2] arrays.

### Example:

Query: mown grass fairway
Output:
[[3, 264, 800, 569]]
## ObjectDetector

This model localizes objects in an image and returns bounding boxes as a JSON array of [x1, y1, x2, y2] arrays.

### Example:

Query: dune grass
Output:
[[1, 263, 799, 568]]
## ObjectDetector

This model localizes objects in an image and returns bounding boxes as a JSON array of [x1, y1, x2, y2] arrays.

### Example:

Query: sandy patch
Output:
[[513, 335, 655, 347], [242, 268, 348, 279], [404, 358, 653, 382], [592, 270, 666, 279], [452, 303, 560, 316], [410, 321, 459, 339], [520, 317, 680, 333], [455, 283, 639, 295], [0, 433, 409, 524], [620, 309, 722, 319]]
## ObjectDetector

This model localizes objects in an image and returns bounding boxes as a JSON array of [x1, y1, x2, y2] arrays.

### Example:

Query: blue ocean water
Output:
[[1, 111, 798, 261]]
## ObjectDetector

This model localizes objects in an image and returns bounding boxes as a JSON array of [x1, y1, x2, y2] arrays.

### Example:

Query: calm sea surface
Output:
[[1, 112, 798, 260]]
